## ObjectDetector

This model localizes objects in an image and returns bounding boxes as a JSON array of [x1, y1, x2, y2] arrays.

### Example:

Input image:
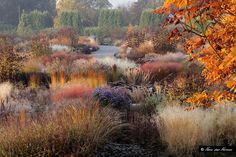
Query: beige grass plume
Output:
[[0, 82, 13, 103]]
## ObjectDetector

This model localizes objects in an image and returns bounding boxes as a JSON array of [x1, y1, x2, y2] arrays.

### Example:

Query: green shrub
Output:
[[97, 9, 124, 42], [59, 11, 83, 33], [84, 27, 100, 36], [17, 10, 53, 35]]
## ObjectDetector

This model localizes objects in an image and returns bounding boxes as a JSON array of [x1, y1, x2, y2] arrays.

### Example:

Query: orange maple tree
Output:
[[154, 0, 236, 108]]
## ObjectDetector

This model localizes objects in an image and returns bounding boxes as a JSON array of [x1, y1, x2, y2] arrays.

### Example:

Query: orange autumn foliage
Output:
[[154, 0, 236, 108]]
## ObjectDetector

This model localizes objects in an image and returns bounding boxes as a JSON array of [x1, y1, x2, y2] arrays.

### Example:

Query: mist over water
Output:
[[109, 0, 137, 7]]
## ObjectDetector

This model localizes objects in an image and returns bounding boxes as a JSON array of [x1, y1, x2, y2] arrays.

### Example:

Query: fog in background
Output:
[[109, 0, 137, 7]]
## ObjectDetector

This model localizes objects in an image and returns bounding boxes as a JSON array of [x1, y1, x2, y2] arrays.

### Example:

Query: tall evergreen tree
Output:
[[17, 10, 53, 35], [128, 0, 164, 25], [98, 9, 123, 28], [59, 11, 83, 33], [139, 9, 163, 29], [0, 0, 55, 26]]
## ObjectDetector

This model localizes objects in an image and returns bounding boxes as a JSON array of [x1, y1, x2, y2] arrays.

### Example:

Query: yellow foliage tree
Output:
[[154, 0, 236, 108], [56, 0, 77, 13]]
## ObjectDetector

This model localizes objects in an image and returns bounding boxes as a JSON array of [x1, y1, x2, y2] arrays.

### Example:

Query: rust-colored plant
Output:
[[0, 36, 24, 82], [31, 34, 52, 57], [0, 105, 123, 156], [151, 29, 176, 54], [154, 0, 236, 107], [137, 40, 154, 54], [126, 24, 145, 48], [43, 52, 92, 87], [52, 85, 94, 102], [70, 71, 107, 88], [165, 63, 206, 102], [52, 27, 78, 46], [141, 61, 183, 82]]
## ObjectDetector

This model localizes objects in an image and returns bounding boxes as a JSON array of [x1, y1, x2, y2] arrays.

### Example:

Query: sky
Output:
[[109, 0, 137, 7]]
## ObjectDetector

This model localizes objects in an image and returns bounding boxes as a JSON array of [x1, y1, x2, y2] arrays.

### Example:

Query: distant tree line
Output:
[[0, 0, 165, 36], [56, 0, 112, 27], [0, 0, 55, 26], [119, 0, 164, 26], [17, 11, 53, 35]]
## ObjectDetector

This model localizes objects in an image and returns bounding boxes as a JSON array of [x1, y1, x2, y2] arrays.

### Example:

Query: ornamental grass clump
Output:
[[128, 86, 152, 104], [43, 51, 92, 74], [42, 52, 93, 87], [0, 82, 13, 119], [69, 71, 107, 88], [156, 105, 236, 156], [0, 105, 123, 157], [123, 68, 152, 86], [141, 61, 183, 82], [0, 82, 13, 103], [93, 87, 132, 110], [96, 57, 137, 71], [153, 52, 187, 62], [137, 40, 154, 54]]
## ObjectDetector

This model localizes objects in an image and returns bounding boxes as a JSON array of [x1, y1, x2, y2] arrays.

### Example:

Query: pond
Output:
[[91, 45, 119, 58], [50, 45, 119, 59]]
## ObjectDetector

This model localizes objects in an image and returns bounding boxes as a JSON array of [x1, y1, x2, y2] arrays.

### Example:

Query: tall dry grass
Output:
[[129, 86, 152, 104], [42, 53, 104, 88], [156, 105, 236, 156], [0, 105, 123, 157], [0, 82, 12, 103], [123, 68, 152, 85], [137, 40, 154, 54], [153, 52, 187, 62], [69, 71, 107, 88], [96, 57, 137, 71], [0, 82, 13, 120]]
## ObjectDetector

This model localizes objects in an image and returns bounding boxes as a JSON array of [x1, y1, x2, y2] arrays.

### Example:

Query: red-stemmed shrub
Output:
[[52, 85, 94, 102], [42, 51, 91, 65], [141, 61, 183, 82]]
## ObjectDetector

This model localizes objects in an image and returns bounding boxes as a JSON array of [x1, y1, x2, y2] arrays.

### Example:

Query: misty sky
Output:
[[109, 0, 137, 7]]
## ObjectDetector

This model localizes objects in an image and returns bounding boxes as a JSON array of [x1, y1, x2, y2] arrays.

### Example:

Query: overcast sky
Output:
[[109, 0, 137, 7]]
